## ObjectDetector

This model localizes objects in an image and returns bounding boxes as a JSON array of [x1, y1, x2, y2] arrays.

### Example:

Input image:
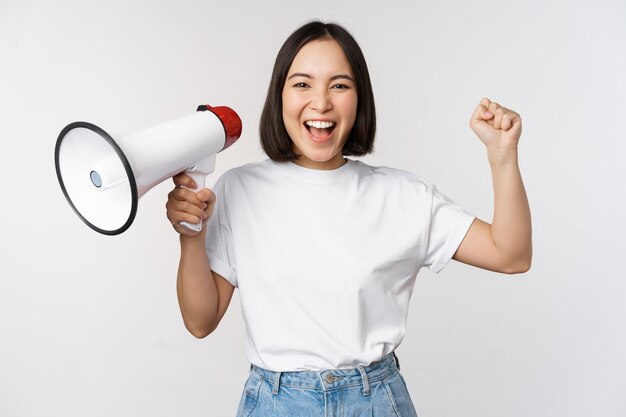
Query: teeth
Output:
[[305, 120, 335, 129]]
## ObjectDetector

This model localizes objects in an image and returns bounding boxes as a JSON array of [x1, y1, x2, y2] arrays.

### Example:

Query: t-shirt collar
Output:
[[272, 158, 355, 185]]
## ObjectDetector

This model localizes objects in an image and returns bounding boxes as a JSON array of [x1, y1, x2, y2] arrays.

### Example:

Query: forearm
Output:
[[177, 231, 220, 337], [488, 149, 532, 270]]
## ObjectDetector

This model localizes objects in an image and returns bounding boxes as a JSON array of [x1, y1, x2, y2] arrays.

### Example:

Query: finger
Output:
[[200, 189, 217, 220], [501, 112, 512, 130], [488, 101, 501, 114], [167, 206, 203, 227], [170, 211, 205, 226], [493, 106, 512, 129], [478, 97, 493, 117], [172, 173, 196, 189], [471, 100, 494, 124], [500, 109, 520, 131], [493, 106, 507, 130], [487, 102, 498, 128], [166, 200, 207, 222], [167, 206, 206, 224], [174, 199, 208, 218], [500, 108, 519, 130], [195, 188, 216, 204], [166, 200, 207, 228], [480, 105, 494, 120], [168, 187, 205, 205]]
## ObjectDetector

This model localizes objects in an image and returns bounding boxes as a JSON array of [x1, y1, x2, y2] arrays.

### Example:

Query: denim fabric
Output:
[[235, 352, 418, 417]]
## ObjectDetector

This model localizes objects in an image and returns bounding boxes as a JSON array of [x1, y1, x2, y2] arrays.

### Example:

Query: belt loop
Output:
[[357, 366, 370, 396], [392, 351, 400, 370], [272, 371, 281, 395]]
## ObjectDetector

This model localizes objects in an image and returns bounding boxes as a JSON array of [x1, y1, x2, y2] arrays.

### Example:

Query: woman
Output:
[[166, 21, 531, 417]]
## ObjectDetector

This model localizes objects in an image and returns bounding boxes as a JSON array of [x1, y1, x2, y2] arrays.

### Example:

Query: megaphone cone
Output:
[[55, 105, 242, 235]]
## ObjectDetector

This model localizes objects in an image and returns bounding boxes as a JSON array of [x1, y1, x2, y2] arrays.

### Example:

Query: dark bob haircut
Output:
[[260, 21, 376, 162]]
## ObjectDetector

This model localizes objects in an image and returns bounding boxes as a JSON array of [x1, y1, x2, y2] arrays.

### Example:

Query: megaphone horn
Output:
[[55, 105, 242, 235]]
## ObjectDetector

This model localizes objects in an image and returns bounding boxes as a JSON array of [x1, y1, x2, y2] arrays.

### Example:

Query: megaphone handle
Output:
[[179, 154, 216, 232], [180, 171, 208, 232]]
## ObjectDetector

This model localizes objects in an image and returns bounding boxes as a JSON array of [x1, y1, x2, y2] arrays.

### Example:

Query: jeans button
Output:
[[324, 373, 335, 384]]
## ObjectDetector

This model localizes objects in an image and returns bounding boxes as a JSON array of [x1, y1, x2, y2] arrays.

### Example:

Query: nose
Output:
[[309, 87, 333, 113]]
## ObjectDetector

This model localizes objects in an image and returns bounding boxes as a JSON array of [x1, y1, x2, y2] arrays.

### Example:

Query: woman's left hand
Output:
[[469, 98, 522, 152]]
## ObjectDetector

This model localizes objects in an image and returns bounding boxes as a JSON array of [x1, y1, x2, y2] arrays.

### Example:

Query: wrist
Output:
[[179, 229, 207, 247], [487, 146, 520, 167]]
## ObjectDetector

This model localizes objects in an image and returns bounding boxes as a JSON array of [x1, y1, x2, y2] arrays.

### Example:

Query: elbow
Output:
[[502, 253, 532, 275], [190, 328, 211, 339], [506, 262, 531, 275], [185, 320, 218, 339]]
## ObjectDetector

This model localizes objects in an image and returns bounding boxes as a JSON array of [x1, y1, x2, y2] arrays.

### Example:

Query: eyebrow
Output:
[[287, 72, 355, 82]]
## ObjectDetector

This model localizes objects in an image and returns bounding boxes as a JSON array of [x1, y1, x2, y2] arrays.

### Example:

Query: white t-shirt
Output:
[[205, 158, 475, 371]]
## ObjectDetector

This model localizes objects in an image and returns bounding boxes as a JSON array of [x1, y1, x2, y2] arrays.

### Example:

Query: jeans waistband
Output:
[[250, 352, 400, 393]]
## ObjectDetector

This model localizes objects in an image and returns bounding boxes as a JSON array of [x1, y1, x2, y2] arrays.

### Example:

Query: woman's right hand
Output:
[[166, 173, 216, 237]]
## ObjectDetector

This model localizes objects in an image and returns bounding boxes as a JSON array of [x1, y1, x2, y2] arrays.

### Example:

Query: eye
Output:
[[331, 83, 350, 90], [293, 82, 309, 88]]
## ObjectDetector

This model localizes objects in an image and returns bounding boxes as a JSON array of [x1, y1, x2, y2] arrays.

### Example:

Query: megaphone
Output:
[[55, 104, 242, 235]]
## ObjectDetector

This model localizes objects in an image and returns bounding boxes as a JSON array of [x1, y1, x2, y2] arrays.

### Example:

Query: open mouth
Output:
[[304, 120, 336, 140]]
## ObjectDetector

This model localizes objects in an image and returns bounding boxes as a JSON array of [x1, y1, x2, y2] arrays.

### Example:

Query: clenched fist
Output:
[[470, 98, 522, 153], [166, 173, 216, 238]]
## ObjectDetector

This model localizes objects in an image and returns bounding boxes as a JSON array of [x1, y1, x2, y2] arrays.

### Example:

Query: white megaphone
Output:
[[55, 104, 242, 235]]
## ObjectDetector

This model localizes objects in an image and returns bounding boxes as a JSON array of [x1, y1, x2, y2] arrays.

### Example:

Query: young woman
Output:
[[166, 21, 531, 417]]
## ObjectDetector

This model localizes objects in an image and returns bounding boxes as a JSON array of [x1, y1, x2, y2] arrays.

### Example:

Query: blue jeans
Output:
[[235, 352, 418, 417]]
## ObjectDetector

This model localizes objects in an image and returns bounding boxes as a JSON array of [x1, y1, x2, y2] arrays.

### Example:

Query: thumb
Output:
[[196, 188, 216, 206]]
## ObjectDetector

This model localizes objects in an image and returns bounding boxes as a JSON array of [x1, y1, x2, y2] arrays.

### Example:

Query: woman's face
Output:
[[282, 38, 357, 170]]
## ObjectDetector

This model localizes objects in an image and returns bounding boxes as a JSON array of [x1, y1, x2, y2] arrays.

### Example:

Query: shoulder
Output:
[[351, 160, 434, 193], [222, 158, 272, 177], [215, 159, 274, 185]]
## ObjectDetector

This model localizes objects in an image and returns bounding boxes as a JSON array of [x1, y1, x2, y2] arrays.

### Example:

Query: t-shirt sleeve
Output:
[[422, 184, 476, 273], [204, 175, 238, 287]]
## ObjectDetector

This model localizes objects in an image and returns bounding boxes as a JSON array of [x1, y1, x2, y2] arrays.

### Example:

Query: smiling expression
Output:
[[281, 38, 358, 170]]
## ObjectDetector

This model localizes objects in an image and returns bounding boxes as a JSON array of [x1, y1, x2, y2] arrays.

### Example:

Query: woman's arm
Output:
[[452, 98, 532, 274], [177, 233, 235, 338], [167, 174, 235, 338]]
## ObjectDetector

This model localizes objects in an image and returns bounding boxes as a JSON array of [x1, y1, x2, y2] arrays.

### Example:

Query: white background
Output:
[[1, 1, 625, 416]]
